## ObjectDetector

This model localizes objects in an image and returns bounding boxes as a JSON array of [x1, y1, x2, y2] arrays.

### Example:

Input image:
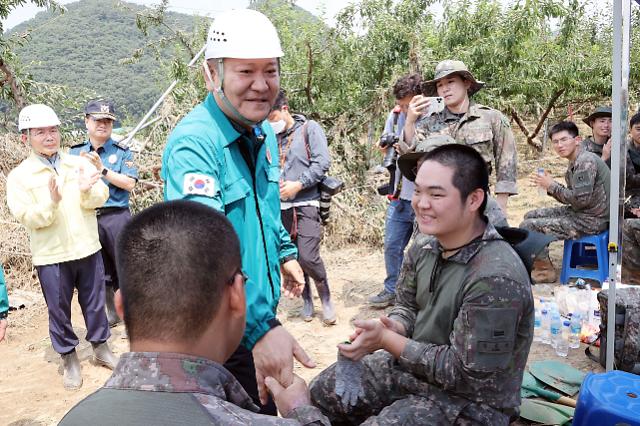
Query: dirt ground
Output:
[[0, 173, 605, 425]]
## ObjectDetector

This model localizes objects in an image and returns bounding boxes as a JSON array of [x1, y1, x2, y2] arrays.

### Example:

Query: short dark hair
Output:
[[419, 144, 489, 213], [271, 89, 288, 112], [393, 73, 422, 100], [549, 120, 579, 139], [630, 112, 640, 128], [116, 200, 241, 343]]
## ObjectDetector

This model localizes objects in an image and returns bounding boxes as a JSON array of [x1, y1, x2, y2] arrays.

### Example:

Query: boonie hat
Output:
[[84, 99, 116, 120], [398, 134, 457, 181], [582, 106, 612, 127], [421, 60, 485, 97]]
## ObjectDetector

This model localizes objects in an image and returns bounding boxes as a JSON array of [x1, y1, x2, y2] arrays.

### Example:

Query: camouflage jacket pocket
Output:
[[461, 305, 518, 372]]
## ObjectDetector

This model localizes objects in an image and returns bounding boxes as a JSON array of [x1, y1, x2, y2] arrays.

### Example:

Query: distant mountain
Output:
[[9, 0, 201, 121]]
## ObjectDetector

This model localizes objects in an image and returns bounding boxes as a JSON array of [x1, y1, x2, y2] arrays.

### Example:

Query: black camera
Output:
[[379, 133, 399, 149]]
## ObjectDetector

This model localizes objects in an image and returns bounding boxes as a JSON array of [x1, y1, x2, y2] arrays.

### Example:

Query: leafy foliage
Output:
[[8, 0, 198, 122]]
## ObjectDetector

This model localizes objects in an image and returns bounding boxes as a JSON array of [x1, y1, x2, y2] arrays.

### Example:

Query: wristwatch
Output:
[[101, 168, 109, 176], [0, 311, 7, 320]]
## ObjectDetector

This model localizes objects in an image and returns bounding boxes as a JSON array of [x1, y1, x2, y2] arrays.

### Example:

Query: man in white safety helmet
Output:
[[6, 104, 118, 390], [161, 9, 313, 416]]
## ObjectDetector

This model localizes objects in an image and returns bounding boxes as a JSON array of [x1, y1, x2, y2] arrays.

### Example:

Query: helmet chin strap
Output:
[[205, 60, 267, 138]]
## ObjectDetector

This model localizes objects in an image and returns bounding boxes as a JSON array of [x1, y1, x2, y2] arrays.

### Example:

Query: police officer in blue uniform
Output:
[[70, 100, 138, 326]]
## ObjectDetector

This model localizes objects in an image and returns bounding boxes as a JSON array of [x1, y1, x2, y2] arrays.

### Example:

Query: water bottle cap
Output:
[[541, 309, 548, 314], [563, 320, 570, 326]]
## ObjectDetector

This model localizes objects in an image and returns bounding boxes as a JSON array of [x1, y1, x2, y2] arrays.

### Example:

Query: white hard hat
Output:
[[18, 104, 61, 131], [205, 9, 284, 60]]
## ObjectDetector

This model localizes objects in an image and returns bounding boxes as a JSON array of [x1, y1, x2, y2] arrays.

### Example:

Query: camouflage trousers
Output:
[[309, 351, 510, 426], [622, 219, 640, 284], [519, 206, 608, 241]]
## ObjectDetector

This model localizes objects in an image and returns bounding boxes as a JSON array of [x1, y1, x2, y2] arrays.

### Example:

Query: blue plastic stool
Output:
[[560, 230, 609, 284], [573, 371, 640, 426]]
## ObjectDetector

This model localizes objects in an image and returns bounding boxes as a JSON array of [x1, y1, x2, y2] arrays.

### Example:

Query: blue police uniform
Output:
[[162, 93, 297, 413], [70, 138, 138, 290]]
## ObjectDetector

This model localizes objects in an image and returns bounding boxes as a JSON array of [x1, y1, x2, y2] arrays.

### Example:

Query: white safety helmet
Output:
[[18, 104, 61, 131], [205, 9, 284, 60]]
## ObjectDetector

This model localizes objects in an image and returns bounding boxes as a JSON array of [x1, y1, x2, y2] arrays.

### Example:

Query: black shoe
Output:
[[368, 290, 395, 308]]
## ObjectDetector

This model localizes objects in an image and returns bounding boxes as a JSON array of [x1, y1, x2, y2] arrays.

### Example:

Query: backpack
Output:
[[586, 287, 640, 374]]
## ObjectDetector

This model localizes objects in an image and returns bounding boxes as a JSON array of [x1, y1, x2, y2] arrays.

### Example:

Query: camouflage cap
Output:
[[421, 60, 485, 97], [582, 105, 612, 127], [84, 99, 116, 120], [397, 134, 457, 181]]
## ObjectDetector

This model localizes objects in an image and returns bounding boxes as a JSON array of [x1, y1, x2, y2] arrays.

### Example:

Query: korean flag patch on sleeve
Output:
[[183, 173, 217, 198]]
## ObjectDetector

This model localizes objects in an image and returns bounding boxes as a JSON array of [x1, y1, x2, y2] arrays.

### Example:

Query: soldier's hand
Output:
[[631, 207, 640, 218], [529, 171, 553, 190], [265, 374, 311, 417], [602, 139, 612, 162], [338, 319, 387, 361], [78, 165, 101, 193], [80, 151, 104, 172], [281, 260, 304, 298], [253, 326, 316, 406], [48, 175, 62, 203], [406, 95, 430, 124], [380, 315, 406, 336]]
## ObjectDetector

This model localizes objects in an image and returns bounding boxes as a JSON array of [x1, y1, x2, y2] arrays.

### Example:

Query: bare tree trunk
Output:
[[510, 88, 565, 152], [0, 59, 25, 109], [305, 41, 314, 106]]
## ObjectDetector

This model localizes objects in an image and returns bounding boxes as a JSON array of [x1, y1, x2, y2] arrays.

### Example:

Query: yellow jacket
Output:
[[7, 152, 109, 266]]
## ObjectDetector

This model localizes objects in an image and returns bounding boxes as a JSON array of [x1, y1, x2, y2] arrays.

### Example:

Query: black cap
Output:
[[84, 99, 116, 120]]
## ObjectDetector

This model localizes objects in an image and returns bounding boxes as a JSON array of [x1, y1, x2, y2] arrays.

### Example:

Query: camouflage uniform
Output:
[[625, 139, 640, 213], [520, 147, 610, 240], [412, 103, 518, 196], [622, 219, 640, 283], [60, 352, 330, 425], [310, 224, 534, 425], [581, 137, 608, 164], [411, 103, 517, 227]]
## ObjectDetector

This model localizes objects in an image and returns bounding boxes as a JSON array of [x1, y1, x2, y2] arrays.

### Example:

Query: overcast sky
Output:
[[3, 0, 353, 30]]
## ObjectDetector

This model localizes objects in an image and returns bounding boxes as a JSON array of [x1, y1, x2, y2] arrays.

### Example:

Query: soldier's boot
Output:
[[317, 281, 336, 326], [61, 350, 82, 390], [531, 255, 557, 284], [92, 342, 119, 370], [104, 287, 122, 327], [301, 281, 314, 322]]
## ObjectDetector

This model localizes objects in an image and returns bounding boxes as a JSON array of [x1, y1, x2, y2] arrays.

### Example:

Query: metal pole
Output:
[[607, 0, 631, 372], [121, 44, 207, 148]]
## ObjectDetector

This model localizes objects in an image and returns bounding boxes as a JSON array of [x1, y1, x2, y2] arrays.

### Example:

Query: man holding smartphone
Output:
[[369, 74, 422, 308], [403, 60, 517, 222]]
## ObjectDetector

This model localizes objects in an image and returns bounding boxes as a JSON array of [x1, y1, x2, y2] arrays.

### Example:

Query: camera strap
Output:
[[279, 122, 311, 170]]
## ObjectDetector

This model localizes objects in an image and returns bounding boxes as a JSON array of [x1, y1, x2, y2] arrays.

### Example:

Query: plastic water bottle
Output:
[[569, 313, 582, 349], [537, 167, 546, 196], [556, 320, 570, 357], [541, 308, 551, 344], [550, 311, 562, 349], [534, 307, 542, 342]]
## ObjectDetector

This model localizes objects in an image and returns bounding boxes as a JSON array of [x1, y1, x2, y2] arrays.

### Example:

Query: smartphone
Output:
[[423, 97, 444, 117]]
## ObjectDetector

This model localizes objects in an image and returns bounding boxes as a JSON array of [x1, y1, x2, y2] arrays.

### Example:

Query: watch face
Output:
[[102, 168, 109, 176]]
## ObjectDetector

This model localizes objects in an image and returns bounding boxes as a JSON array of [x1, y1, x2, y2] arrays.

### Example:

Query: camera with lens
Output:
[[379, 133, 399, 149]]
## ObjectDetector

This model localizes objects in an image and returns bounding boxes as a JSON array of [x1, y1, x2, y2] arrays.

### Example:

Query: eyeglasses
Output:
[[227, 267, 248, 286]]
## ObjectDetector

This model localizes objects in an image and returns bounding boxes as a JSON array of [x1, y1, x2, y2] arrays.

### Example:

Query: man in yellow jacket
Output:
[[6, 104, 118, 390]]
